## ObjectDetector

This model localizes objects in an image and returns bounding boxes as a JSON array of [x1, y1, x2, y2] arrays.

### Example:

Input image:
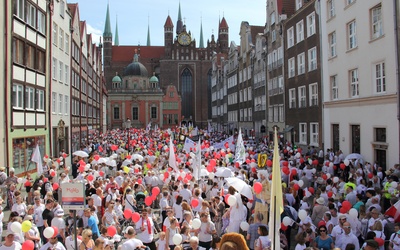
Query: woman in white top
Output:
[[173, 195, 183, 222], [255, 225, 271, 250], [123, 188, 136, 212], [11, 196, 27, 217], [294, 231, 310, 250], [165, 217, 180, 250]]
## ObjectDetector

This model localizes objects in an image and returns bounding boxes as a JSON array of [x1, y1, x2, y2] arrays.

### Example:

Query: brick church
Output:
[[102, 3, 229, 129]]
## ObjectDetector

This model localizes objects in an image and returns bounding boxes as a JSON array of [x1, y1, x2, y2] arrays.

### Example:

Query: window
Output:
[[37, 89, 44, 111], [59, 61, 63, 82], [273, 106, 278, 122], [60, 0, 65, 18], [348, 20, 357, 50], [375, 62, 386, 93], [346, 0, 355, 6], [52, 92, 57, 113], [278, 76, 283, 93], [132, 107, 139, 120], [279, 105, 284, 122], [53, 22, 58, 46], [331, 75, 338, 100], [37, 11, 45, 34], [288, 57, 295, 78], [151, 107, 157, 119], [270, 11, 275, 25], [350, 69, 359, 97], [297, 53, 305, 75], [36, 50, 45, 73], [26, 2, 36, 28], [299, 123, 307, 144], [52, 57, 57, 79], [26, 44, 35, 69], [25, 87, 35, 110], [65, 35, 69, 54], [268, 107, 273, 122], [296, 0, 303, 11], [371, 4, 383, 39], [329, 31, 336, 57], [64, 95, 68, 114], [12, 38, 24, 64], [309, 83, 318, 106], [12, 84, 24, 108], [14, 0, 25, 19], [271, 30, 276, 42], [248, 87, 252, 100], [65, 65, 69, 84], [59, 29, 64, 51], [375, 128, 386, 142], [296, 20, 304, 43], [308, 47, 317, 71], [289, 88, 296, 108], [58, 94, 63, 114], [328, 0, 335, 18], [298, 86, 306, 108], [310, 123, 319, 145], [287, 27, 294, 48], [307, 12, 316, 37]]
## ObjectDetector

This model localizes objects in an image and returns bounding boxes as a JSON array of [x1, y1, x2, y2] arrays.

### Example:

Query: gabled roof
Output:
[[250, 26, 264, 45], [112, 46, 165, 62], [80, 21, 86, 39], [164, 15, 174, 28], [219, 17, 229, 29], [67, 3, 78, 18]]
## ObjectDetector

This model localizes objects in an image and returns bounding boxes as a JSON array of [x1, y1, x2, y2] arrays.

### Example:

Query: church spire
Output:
[[114, 15, 119, 46], [103, 2, 112, 38], [176, 1, 183, 34], [199, 17, 204, 48], [147, 16, 151, 46]]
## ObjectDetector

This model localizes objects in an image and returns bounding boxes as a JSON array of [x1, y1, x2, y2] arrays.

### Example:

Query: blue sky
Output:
[[69, 0, 266, 46]]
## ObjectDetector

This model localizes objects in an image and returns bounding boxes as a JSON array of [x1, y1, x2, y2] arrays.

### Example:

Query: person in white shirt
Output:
[[65, 229, 82, 250], [179, 183, 192, 203], [334, 221, 359, 250], [39, 234, 66, 250], [0, 231, 22, 250], [121, 227, 144, 250], [135, 207, 156, 250], [51, 209, 66, 243]]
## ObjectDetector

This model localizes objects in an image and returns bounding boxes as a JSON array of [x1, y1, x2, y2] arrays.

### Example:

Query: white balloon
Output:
[[311, 168, 316, 174], [209, 173, 215, 179], [159, 174, 164, 180], [43, 157, 49, 163], [283, 216, 292, 226], [333, 177, 339, 183], [43, 227, 55, 239], [295, 152, 301, 158], [328, 162, 334, 168], [192, 219, 201, 229], [17, 178, 23, 184], [344, 159, 350, 166], [85, 164, 91, 171], [209, 146, 214, 151], [298, 180, 304, 188], [227, 195, 237, 206], [348, 208, 358, 219], [298, 209, 307, 222], [392, 181, 398, 189], [240, 221, 250, 231], [308, 158, 313, 165], [10, 222, 21, 233], [326, 173, 331, 179], [172, 233, 183, 245], [247, 202, 253, 209]]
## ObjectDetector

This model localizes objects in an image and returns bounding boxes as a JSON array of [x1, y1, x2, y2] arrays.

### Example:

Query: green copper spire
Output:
[[199, 18, 204, 48], [103, 3, 112, 38], [178, 2, 182, 21], [147, 17, 151, 46], [114, 15, 119, 45]]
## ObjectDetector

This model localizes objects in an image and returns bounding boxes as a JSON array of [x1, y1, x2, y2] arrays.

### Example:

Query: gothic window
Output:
[[181, 68, 193, 119]]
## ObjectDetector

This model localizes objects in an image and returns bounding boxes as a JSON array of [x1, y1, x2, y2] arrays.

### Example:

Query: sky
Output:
[[68, 0, 267, 47]]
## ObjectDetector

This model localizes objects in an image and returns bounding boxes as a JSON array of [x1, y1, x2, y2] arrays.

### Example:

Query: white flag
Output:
[[32, 144, 43, 176], [183, 137, 196, 153], [234, 128, 246, 166], [193, 139, 202, 181], [169, 137, 179, 173]]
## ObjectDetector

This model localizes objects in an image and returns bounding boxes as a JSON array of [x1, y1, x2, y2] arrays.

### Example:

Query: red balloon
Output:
[[300, 158, 305, 164], [209, 159, 217, 167], [22, 240, 34, 250], [152, 187, 160, 196], [164, 172, 169, 179], [251, 167, 257, 173], [281, 222, 288, 231], [79, 166, 85, 173], [308, 187, 314, 194], [318, 220, 326, 228], [131, 212, 140, 223], [99, 171, 104, 177], [111, 145, 118, 151], [107, 226, 117, 237], [368, 173, 373, 179], [43, 178, 48, 183], [24, 180, 31, 187], [322, 174, 328, 180], [339, 207, 347, 214], [342, 201, 351, 210], [282, 161, 289, 167], [87, 175, 94, 182], [246, 159, 251, 164], [291, 168, 297, 176], [340, 163, 346, 170], [52, 183, 59, 191], [235, 162, 240, 168], [254, 182, 263, 194], [124, 209, 132, 219], [94, 155, 100, 161], [50, 171, 56, 177], [375, 237, 384, 246], [282, 167, 290, 175], [145, 196, 153, 206], [312, 160, 319, 166], [327, 191, 333, 198], [293, 183, 300, 191], [224, 194, 230, 204], [207, 165, 214, 172], [51, 226, 58, 238], [325, 161, 330, 167], [224, 142, 229, 149], [137, 178, 142, 184], [191, 199, 199, 208], [267, 160, 272, 167], [56, 159, 61, 164]]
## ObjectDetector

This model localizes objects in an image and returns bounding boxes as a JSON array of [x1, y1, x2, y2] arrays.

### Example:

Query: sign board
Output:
[[61, 183, 86, 210]]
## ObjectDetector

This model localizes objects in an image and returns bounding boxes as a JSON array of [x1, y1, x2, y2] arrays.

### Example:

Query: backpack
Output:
[[41, 181, 49, 197]]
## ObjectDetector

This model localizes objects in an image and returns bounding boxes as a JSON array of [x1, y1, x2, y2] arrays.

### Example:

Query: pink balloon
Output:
[[254, 182, 263, 194], [191, 199, 199, 208], [131, 212, 140, 223], [107, 226, 117, 237], [22, 240, 34, 250]]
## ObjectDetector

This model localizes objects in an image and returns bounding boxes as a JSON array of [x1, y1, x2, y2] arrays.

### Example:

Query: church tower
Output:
[[103, 3, 112, 69], [218, 17, 229, 53], [176, 2, 183, 35], [164, 15, 174, 58]]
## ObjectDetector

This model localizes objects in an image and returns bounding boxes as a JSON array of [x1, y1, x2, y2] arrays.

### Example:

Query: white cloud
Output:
[[86, 23, 102, 45]]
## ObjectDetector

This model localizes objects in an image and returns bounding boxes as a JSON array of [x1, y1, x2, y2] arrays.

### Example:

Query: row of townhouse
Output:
[[0, 0, 107, 176], [210, 0, 400, 169]]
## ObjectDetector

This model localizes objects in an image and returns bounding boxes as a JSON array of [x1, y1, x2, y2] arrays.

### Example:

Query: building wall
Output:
[[321, 0, 398, 168], [0, 0, 6, 168]]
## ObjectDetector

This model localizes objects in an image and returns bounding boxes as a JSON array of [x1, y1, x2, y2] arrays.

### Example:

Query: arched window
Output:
[[181, 68, 193, 119]]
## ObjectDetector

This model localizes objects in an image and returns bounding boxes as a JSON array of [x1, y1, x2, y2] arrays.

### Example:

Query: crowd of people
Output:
[[0, 127, 395, 250]]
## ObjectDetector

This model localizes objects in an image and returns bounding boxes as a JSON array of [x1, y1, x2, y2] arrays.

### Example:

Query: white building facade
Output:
[[320, 0, 399, 168]]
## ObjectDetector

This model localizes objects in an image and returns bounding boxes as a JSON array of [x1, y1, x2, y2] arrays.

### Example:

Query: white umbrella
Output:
[[97, 157, 108, 164], [122, 159, 132, 166], [110, 153, 118, 159], [215, 167, 233, 178], [132, 154, 144, 162], [73, 150, 89, 158], [225, 177, 253, 200], [106, 159, 116, 167], [147, 155, 156, 164], [345, 153, 364, 164], [116, 148, 126, 154], [200, 169, 209, 177]]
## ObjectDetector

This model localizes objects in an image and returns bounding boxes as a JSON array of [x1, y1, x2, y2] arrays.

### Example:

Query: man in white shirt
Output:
[[51, 209, 66, 243], [179, 183, 192, 202], [135, 207, 156, 250], [33, 197, 45, 243], [121, 227, 145, 250], [335, 221, 359, 250]]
